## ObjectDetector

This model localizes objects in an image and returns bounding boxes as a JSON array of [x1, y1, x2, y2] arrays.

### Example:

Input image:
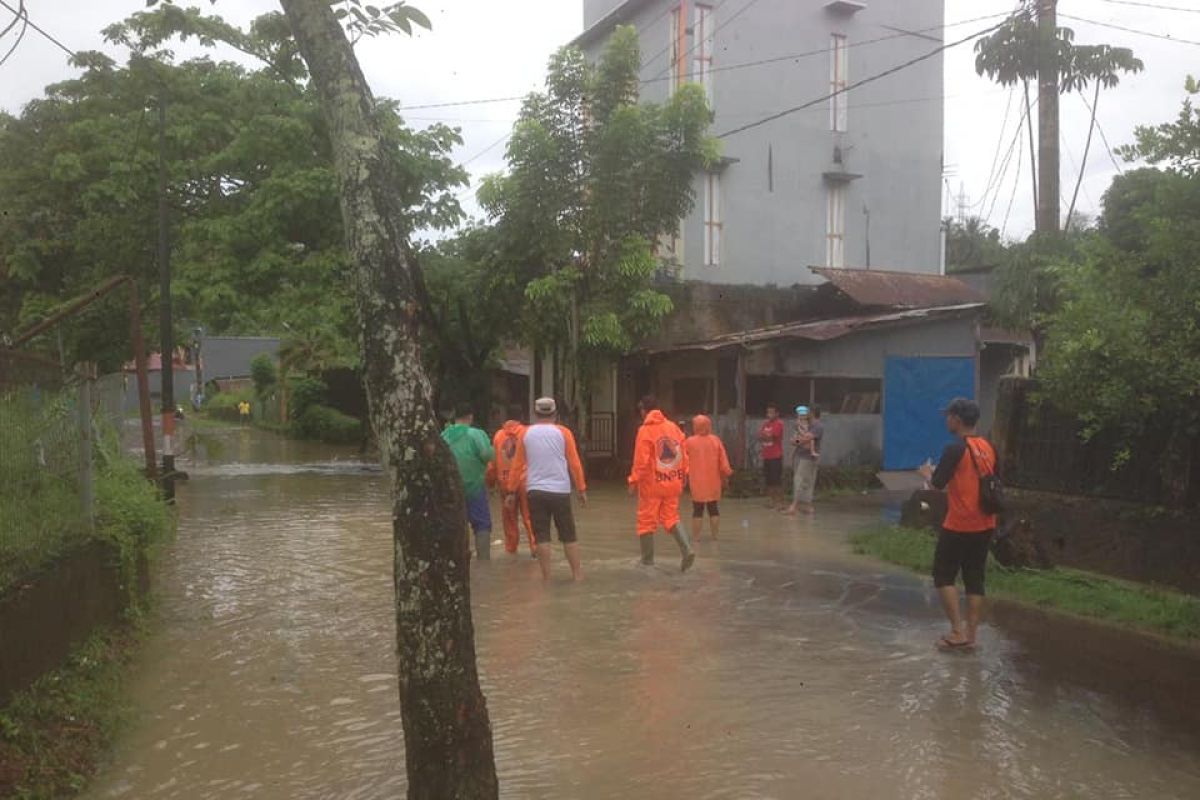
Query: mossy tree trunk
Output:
[[278, 1, 498, 797]]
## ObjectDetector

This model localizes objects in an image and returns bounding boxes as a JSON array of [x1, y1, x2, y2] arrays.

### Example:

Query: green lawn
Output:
[[851, 525, 1200, 643]]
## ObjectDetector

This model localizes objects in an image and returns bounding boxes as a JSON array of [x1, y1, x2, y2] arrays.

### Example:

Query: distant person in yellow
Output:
[[238, 400, 251, 424]]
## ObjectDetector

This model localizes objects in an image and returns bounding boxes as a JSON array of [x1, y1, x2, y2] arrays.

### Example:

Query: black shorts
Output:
[[527, 490, 578, 544], [933, 529, 995, 595], [763, 458, 783, 487], [692, 501, 720, 518]]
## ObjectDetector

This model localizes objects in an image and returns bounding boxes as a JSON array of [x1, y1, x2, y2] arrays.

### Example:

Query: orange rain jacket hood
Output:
[[486, 420, 525, 489], [684, 415, 732, 503], [628, 409, 689, 498]]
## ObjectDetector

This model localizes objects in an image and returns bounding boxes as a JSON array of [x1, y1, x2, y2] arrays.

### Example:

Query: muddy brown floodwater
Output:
[[88, 428, 1200, 799]]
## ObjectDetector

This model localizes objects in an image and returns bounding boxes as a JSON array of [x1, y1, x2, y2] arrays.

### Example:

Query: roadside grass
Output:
[[0, 628, 139, 799], [851, 524, 1200, 643]]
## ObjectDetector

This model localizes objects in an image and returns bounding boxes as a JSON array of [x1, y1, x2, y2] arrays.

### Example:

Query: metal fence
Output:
[[0, 350, 96, 591], [995, 377, 1200, 508]]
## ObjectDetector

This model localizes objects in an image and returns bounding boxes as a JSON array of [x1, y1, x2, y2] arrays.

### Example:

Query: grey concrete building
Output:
[[575, 0, 946, 286]]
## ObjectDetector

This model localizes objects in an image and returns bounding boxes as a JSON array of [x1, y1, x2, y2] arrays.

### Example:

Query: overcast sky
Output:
[[1, 0, 1196, 243]]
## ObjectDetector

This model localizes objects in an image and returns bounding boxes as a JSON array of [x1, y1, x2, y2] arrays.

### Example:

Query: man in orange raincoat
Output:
[[487, 410, 536, 558], [684, 414, 733, 542], [628, 395, 695, 572]]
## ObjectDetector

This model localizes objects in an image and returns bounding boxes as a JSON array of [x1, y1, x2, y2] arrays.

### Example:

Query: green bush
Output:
[[94, 443, 173, 612], [288, 375, 328, 421], [201, 386, 255, 422], [249, 353, 277, 399], [294, 403, 363, 445]]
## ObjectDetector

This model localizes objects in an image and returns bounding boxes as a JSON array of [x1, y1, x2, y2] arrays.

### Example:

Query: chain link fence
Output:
[[0, 350, 94, 593]]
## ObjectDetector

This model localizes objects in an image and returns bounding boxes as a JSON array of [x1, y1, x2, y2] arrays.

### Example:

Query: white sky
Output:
[[1, 0, 1196, 242]]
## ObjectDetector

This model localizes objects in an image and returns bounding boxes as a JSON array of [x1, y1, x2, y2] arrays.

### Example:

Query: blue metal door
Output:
[[883, 356, 976, 470]]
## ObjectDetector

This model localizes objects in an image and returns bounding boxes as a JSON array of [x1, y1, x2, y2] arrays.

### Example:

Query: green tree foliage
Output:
[[1117, 75, 1200, 177], [1034, 80, 1200, 498], [0, 6, 463, 371], [480, 26, 715, 427], [944, 216, 1009, 274]]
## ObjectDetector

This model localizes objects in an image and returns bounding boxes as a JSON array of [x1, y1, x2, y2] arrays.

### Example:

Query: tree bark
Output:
[[278, 2, 498, 798]]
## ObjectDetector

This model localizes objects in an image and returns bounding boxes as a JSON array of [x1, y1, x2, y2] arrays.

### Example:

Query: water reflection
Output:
[[89, 428, 1200, 799]]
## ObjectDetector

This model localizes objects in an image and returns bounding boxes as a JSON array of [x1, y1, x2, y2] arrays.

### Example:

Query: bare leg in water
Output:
[[937, 585, 972, 647], [709, 514, 719, 540], [564, 542, 582, 582], [536, 542, 552, 582]]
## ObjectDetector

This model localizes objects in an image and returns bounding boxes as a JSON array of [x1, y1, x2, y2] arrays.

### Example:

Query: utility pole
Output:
[[157, 96, 176, 500], [1036, 0, 1059, 234]]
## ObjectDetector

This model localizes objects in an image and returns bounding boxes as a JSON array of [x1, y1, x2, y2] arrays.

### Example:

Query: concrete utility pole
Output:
[[157, 97, 176, 500], [1036, 0, 1060, 234]]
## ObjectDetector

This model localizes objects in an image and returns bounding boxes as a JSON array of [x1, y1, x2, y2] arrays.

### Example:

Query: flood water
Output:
[[89, 428, 1200, 799]]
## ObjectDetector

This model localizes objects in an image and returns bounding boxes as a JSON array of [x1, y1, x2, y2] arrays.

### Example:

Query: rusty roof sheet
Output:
[[811, 267, 986, 309], [642, 303, 984, 354]]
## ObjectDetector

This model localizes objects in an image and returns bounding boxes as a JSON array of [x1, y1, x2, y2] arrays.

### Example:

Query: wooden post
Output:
[[735, 347, 747, 468]]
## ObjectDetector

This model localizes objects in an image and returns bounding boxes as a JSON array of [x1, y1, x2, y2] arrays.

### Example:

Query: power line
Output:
[[641, 9, 1013, 86], [403, 10, 1013, 113], [1095, 0, 1200, 14], [461, 131, 510, 167], [0, 0, 76, 59], [1059, 12, 1200, 46], [977, 86, 1017, 214], [716, 17, 1010, 139], [0, 0, 23, 40], [649, 0, 766, 82], [0, 6, 27, 68], [1078, 90, 1125, 176]]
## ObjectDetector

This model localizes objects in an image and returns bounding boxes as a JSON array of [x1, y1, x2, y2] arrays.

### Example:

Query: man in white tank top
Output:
[[506, 397, 588, 581]]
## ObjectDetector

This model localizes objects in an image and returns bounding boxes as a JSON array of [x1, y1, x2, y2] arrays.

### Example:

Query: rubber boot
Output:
[[475, 530, 491, 561], [670, 527, 696, 573], [639, 534, 655, 566]]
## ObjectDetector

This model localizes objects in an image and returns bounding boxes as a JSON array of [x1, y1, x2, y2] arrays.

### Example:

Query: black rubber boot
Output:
[[639, 534, 655, 566], [670, 527, 696, 573], [475, 530, 491, 561]]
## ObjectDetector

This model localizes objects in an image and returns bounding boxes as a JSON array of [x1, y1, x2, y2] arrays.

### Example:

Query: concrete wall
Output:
[[774, 316, 978, 377], [717, 413, 882, 468], [581, 0, 945, 286]]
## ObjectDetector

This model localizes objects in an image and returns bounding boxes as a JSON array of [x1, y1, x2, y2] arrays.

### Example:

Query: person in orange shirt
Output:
[[684, 414, 733, 542], [628, 395, 695, 572], [487, 411, 536, 558], [918, 397, 999, 650]]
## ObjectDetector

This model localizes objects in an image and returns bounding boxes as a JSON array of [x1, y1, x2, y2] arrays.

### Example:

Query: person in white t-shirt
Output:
[[506, 397, 588, 582]]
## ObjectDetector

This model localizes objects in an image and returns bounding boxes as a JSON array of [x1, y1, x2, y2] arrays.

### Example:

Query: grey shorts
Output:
[[792, 459, 818, 504]]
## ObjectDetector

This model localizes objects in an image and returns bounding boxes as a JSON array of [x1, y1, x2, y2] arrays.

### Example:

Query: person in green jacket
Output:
[[442, 402, 496, 560]]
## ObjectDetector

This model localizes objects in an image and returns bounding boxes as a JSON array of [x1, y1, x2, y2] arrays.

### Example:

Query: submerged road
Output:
[[89, 428, 1200, 799]]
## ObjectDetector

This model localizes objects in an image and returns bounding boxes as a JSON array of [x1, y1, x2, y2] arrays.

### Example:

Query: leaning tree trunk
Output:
[[279, 2, 498, 798]]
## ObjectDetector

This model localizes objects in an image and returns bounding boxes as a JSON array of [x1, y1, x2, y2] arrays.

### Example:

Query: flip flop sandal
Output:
[[937, 636, 975, 650]]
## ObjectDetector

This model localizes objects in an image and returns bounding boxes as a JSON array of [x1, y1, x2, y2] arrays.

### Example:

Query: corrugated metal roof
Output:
[[641, 303, 984, 354], [811, 267, 986, 309]]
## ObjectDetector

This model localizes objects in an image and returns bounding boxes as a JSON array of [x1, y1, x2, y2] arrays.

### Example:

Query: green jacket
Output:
[[441, 423, 495, 496]]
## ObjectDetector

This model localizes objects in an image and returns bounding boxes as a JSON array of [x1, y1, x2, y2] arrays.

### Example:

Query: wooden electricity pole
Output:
[[1036, 0, 1060, 234]]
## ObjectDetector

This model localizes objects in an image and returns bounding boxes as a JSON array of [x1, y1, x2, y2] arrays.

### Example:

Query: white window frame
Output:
[[693, 4, 715, 106], [669, 5, 683, 93], [826, 183, 845, 268], [830, 34, 848, 132], [704, 172, 722, 267]]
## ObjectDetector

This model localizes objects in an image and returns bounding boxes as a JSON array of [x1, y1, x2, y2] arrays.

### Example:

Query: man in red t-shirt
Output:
[[919, 397, 998, 650], [758, 402, 785, 508]]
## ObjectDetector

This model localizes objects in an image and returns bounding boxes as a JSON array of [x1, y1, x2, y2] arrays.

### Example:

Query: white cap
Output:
[[534, 397, 557, 415]]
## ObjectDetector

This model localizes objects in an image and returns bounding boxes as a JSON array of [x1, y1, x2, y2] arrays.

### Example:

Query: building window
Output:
[[693, 3, 715, 105], [704, 172, 722, 267], [826, 183, 845, 268], [655, 224, 684, 272], [830, 34, 848, 132], [670, 5, 683, 92]]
